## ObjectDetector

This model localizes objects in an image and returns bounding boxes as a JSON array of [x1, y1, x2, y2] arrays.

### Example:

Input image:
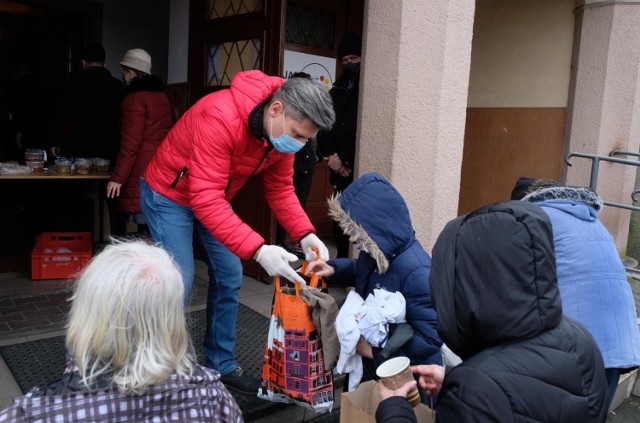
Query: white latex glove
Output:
[[300, 233, 329, 261], [255, 245, 305, 284]]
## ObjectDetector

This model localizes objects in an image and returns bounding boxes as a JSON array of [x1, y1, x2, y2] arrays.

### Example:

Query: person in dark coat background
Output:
[[376, 201, 608, 423], [317, 32, 362, 258], [45, 43, 122, 235], [308, 173, 442, 391], [107, 49, 172, 236], [50, 42, 122, 161]]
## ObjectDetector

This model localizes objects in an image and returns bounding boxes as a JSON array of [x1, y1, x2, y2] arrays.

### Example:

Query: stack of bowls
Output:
[[24, 149, 45, 173], [95, 158, 110, 172], [55, 157, 72, 174], [74, 158, 92, 175]]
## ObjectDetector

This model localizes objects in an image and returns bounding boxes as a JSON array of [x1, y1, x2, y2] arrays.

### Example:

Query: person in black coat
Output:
[[48, 43, 123, 236], [376, 201, 608, 423], [50, 43, 123, 161], [317, 32, 362, 258]]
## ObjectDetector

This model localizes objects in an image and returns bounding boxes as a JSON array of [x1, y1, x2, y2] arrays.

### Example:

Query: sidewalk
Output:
[[1, 257, 639, 421], [0, 253, 348, 421]]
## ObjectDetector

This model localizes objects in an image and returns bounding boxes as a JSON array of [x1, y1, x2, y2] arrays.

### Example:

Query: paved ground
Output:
[[608, 394, 640, 422], [0, 256, 639, 421]]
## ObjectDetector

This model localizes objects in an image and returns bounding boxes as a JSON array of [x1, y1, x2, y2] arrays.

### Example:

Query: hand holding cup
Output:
[[376, 356, 421, 407]]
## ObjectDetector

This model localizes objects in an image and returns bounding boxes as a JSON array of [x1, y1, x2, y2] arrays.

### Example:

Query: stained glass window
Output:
[[285, 3, 334, 49], [206, 38, 261, 86], [206, 0, 263, 19]]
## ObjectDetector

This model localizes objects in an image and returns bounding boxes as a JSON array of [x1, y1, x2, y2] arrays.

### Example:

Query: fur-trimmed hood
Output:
[[522, 186, 603, 212], [328, 173, 415, 274]]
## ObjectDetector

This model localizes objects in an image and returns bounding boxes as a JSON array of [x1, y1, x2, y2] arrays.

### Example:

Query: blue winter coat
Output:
[[326, 173, 442, 367], [525, 187, 640, 371]]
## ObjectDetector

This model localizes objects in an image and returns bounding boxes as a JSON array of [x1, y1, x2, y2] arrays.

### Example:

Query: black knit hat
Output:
[[510, 176, 563, 200], [337, 32, 362, 59], [80, 43, 106, 63]]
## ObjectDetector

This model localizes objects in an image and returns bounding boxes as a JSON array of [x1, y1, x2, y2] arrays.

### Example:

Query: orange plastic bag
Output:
[[258, 268, 334, 412]]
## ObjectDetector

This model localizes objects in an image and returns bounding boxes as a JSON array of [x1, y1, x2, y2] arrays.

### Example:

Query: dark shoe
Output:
[[220, 366, 260, 395]]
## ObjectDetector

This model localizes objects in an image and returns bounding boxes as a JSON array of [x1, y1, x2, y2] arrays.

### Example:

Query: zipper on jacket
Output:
[[225, 146, 273, 195], [171, 166, 188, 188]]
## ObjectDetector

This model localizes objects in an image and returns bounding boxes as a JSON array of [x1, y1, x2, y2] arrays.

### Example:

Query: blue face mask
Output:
[[269, 111, 305, 153]]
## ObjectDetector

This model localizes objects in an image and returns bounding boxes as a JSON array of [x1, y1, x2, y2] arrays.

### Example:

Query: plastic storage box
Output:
[[31, 232, 93, 280]]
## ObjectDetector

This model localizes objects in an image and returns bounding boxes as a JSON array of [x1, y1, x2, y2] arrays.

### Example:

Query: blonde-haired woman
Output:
[[0, 241, 243, 422]]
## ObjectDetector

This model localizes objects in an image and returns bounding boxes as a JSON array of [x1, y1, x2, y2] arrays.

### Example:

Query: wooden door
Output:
[[187, 0, 363, 279], [189, 0, 283, 279]]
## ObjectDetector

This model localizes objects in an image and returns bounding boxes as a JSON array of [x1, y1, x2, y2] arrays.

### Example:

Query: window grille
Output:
[[206, 39, 261, 86], [207, 0, 263, 19], [285, 2, 334, 49]]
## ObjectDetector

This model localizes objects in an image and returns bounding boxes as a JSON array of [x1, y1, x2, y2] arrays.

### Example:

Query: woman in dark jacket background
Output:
[[377, 201, 607, 423], [106, 48, 172, 236]]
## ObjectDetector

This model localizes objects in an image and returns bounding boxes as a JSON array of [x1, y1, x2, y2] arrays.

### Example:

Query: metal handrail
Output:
[[565, 152, 640, 212], [566, 150, 640, 272], [610, 150, 640, 159], [608, 151, 640, 204]]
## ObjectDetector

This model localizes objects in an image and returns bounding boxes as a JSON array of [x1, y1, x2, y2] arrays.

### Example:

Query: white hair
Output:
[[66, 240, 195, 394]]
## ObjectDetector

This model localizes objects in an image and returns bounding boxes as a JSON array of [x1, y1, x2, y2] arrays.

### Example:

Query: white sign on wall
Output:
[[283, 50, 336, 92]]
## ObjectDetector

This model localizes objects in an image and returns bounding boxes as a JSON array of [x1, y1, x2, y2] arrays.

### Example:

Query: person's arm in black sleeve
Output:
[[436, 366, 507, 423], [336, 133, 356, 169], [375, 396, 417, 423], [316, 128, 335, 159]]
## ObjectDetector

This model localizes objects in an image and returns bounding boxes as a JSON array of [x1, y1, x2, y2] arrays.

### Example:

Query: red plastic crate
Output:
[[31, 232, 93, 280]]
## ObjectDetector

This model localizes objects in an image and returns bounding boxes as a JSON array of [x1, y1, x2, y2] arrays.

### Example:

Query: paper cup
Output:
[[376, 356, 421, 407]]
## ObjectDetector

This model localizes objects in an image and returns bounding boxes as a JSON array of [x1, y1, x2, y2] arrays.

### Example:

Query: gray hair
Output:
[[271, 77, 335, 131], [66, 240, 195, 394]]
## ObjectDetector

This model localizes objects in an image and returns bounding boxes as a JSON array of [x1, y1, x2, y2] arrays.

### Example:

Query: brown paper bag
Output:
[[340, 380, 435, 423]]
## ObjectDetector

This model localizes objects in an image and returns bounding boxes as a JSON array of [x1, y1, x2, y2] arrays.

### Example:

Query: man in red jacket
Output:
[[141, 70, 335, 394]]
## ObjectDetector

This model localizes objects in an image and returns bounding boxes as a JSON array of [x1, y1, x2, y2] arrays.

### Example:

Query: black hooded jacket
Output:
[[377, 201, 607, 423]]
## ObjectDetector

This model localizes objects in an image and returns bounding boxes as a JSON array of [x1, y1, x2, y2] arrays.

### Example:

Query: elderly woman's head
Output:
[[264, 77, 335, 154], [66, 240, 194, 394]]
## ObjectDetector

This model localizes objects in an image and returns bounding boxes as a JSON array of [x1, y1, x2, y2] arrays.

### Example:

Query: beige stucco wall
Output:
[[357, 0, 475, 250], [565, 2, 640, 254], [468, 0, 575, 107]]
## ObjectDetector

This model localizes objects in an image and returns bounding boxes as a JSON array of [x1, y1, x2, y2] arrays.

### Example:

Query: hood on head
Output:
[[327, 173, 415, 273], [430, 201, 562, 360]]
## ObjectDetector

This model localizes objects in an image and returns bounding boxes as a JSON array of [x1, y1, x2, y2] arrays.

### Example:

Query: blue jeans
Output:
[[605, 367, 621, 411], [140, 177, 242, 375]]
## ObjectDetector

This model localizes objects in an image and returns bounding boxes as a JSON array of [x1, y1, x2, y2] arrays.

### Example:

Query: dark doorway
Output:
[[0, 1, 99, 273]]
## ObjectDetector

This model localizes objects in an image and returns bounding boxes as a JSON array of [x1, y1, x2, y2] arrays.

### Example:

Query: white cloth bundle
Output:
[[335, 289, 407, 391]]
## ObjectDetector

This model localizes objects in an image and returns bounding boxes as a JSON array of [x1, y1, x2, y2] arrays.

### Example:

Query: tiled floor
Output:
[[0, 240, 343, 416], [0, 266, 273, 344], [1, 244, 639, 421]]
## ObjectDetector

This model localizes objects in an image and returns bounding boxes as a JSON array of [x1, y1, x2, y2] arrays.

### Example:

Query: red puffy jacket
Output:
[[143, 71, 315, 260], [110, 75, 172, 213]]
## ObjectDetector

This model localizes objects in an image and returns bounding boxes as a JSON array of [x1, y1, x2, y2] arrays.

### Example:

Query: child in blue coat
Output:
[[308, 173, 442, 389]]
